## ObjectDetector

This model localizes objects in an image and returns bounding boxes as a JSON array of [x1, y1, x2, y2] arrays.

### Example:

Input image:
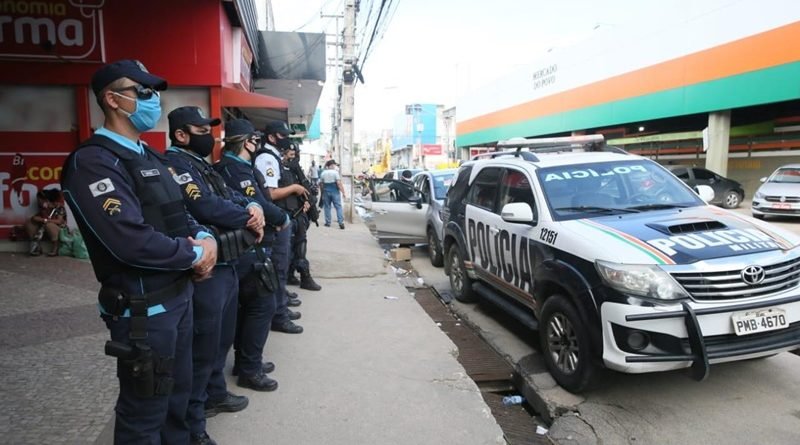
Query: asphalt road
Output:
[[403, 203, 800, 445]]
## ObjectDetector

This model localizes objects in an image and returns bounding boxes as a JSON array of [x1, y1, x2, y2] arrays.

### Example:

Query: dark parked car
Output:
[[667, 166, 745, 208]]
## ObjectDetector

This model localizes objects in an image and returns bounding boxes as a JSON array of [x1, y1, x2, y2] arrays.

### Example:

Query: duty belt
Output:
[[99, 277, 190, 340]]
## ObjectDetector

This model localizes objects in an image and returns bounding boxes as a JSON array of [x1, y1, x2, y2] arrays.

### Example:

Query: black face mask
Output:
[[274, 136, 292, 150], [186, 133, 215, 158]]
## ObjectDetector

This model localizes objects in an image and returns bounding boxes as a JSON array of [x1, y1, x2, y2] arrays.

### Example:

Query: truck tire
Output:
[[540, 294, 596, 393], [448, 245, 477, 303]]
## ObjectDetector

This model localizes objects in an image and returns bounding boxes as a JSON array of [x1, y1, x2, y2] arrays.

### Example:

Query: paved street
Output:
[[0, 220, 505, 445], [407, 202, 800, 445]]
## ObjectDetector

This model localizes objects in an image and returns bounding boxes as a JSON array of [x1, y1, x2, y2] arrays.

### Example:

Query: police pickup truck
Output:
[[441, 135, 800, 392]]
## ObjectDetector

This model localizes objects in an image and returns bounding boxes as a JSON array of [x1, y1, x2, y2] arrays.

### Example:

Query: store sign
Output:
[[0, 152, 66, 234], [422, 144, 442, 156], [232, 28, 253, 91], [0, 0, 105, 62]]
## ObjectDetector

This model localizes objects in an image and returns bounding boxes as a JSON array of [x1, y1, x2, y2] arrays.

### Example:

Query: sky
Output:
[[260, 0, 738, 143]]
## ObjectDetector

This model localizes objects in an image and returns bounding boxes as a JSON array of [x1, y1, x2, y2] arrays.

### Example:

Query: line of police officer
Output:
[[61, 60, 321, 445]]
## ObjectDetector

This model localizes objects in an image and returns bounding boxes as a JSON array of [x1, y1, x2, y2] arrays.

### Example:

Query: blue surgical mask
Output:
[[114, 92, 162, 132]]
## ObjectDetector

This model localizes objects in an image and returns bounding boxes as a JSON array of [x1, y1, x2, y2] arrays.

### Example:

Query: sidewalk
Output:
[[206, 220, 504, 444], [0, 219, 505, 444]]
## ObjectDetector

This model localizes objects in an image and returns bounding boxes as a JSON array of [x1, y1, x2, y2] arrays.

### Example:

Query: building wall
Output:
[[456, 4, 800, 147]]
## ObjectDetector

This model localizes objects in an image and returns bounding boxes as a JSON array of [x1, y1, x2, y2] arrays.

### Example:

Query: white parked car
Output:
[[752, 164, 800, 219]]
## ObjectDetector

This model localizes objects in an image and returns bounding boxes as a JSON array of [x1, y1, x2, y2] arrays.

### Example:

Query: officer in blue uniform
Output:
[[163, 107, 266, 445], [60, 60, 218, 445], [214, 118, 290, 390]]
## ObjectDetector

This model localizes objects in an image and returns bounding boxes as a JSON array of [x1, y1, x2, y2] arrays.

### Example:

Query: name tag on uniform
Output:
[[240, 180, 252, 188], [89, 178, 115, 197], [140, 169, 161, 177], [174, 173, 193, 185]]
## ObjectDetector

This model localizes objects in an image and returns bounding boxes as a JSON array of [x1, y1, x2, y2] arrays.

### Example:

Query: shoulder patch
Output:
[[140, 169, 160, 177], [266, 168, 275, 177], [174, 173, 193, 185], [89, 178, 115, 197], [102, 197, 122, 216]]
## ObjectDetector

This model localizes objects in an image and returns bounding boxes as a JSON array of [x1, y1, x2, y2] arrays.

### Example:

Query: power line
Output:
[[292, 0, 343, 32]]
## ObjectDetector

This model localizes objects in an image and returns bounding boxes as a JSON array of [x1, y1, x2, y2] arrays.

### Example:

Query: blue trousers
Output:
[[186, 265, 238, 435], [323, 190, 344, 225], [270, 227, 291, 325], [104, 284, 194, 445], [234, 254, 277, 376]]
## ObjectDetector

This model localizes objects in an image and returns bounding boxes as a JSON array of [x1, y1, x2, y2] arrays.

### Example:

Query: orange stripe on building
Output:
[[459, 21, 800, 135]]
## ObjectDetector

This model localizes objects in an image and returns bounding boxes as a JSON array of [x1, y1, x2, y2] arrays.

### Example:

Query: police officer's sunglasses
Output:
[[112, 84, 159, 100]]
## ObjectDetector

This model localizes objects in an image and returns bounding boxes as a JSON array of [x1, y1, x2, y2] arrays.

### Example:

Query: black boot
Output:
[[300, 272, 321, 291], [287, 273, 300, 286]]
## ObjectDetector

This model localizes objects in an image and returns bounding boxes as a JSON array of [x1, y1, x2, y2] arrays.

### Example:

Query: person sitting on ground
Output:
[[25, 189, 67, 256]]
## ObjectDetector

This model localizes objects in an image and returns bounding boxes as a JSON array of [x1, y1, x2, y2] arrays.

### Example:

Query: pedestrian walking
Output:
[[307, 160, 319, 185], [214, 118, 290, 391], [60, 60, 218, 444], [320, 159, 347, 228], [164, 106, 267, 445]]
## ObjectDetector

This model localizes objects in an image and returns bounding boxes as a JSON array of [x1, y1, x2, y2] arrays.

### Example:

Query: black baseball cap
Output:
[[225, 118, 262, 139], [325, 159, 338, 167], [91, 59, 167, 96], [168, 106, 221, 133], [264, 120, 294, 136]]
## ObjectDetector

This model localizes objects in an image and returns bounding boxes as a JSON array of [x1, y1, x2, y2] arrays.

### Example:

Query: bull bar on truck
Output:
[[624, 294, 800, 380]]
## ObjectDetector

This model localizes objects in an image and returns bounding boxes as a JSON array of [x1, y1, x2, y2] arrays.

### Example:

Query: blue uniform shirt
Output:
[[62, 127, 213, 315]]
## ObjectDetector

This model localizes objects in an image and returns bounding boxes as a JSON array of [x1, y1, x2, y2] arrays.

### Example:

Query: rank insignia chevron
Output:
[[102, 198, 122, 216], [244, 185, 255, 196], [185, 184, 201, 200]]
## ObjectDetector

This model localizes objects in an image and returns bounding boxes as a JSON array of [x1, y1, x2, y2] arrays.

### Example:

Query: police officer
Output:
[[214, 118, 290, 390], [61, 60, 218, 444], [253, 121, 308, 333], [164, 107, 266, 444], [283, 143, 323, 288]]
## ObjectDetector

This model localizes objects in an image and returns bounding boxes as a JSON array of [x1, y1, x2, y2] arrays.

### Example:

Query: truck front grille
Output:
[[671, 257, 800, 301]]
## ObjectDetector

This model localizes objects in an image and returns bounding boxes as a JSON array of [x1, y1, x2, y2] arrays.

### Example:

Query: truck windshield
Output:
[[537, 160, 704, 221]]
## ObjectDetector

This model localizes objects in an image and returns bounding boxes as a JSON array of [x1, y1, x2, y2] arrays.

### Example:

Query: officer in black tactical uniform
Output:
[[280, 143, 322, 291], [61, 60, 218, 444], [164, 106, 269, 445], [214, 118, 291, 391]]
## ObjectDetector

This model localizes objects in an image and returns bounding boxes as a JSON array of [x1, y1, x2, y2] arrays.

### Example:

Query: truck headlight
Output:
[[595, 260, 689, 300]]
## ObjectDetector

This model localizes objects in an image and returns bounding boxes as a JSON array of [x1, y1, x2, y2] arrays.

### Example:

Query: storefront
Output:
[[0, 0, 296, 239]]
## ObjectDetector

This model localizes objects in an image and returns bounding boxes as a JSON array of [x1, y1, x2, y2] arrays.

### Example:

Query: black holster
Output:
[[99, 286, 176, 398], [215, 228, 257, 263], [254, 256, 279, 294]]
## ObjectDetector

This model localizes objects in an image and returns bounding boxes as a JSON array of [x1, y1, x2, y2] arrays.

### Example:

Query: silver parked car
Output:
[[752, 164, 800, 219], [361, 169, 457, 266]]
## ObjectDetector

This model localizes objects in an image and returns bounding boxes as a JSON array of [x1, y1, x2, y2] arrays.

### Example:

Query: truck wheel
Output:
[[428, 228, 444, 267], [448, 245, 476, 303], [540, 294, 596, 393], [722, 190, 741, 209]]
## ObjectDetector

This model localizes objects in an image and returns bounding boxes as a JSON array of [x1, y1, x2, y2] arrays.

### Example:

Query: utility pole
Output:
[[341, 0, 357, 223]]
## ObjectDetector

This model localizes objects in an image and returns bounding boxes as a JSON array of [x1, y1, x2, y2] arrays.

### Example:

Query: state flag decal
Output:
[[102, 198, 122, 216]]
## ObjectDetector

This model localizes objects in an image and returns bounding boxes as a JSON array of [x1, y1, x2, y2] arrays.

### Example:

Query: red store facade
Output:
[[0, 0, 325, 239]]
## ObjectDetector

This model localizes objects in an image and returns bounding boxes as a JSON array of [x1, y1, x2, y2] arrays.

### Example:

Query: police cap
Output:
[[91, 59, 167, 96], [168, 106, 221, 134]]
